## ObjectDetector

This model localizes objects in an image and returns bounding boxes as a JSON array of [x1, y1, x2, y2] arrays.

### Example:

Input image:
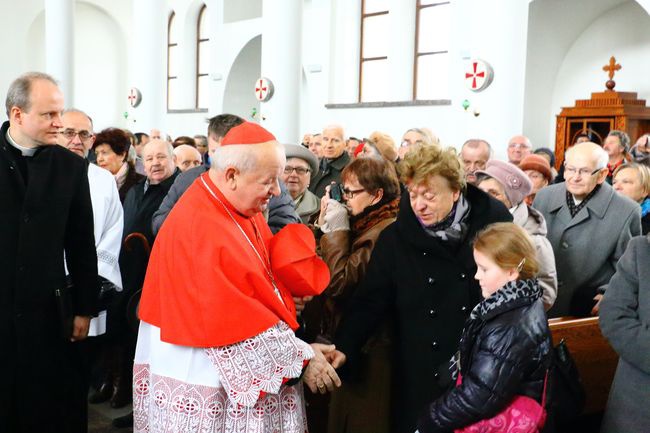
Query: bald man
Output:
[[173, 144, 202, 172], [533, 142, 641, 317], [309, 124, 350, 198], [507, 135, 532, 166]]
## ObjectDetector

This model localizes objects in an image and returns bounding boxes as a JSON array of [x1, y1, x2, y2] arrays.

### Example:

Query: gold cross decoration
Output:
[[603, 56, 621, 90]]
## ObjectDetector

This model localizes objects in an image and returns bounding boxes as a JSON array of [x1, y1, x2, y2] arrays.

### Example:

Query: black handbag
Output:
[[548, 339, 586, 425], [55, 279, 74, 341]]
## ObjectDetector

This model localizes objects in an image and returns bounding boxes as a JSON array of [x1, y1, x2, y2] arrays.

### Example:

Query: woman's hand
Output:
[[318, 185, 332, 227]]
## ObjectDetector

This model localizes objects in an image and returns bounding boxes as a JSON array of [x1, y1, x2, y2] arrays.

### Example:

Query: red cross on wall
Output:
[[466, 62, 485, 90], [254, 77, 274, 102], [256, 79, 267, 100], [128, 88, 141, 108]]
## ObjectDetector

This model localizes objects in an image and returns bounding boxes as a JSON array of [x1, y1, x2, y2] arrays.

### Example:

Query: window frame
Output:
[[167, 11, 177, 110], [358, 0, 389, 102], [196, 4, 209, 109], [413, 0, 450, 100]]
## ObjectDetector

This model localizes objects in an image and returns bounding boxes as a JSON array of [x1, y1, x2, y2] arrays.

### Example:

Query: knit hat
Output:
[[221, 122, 276, 146], [519, 154, 552, 183], [284, 143, 319, 176], [476, 160, 532, 206]]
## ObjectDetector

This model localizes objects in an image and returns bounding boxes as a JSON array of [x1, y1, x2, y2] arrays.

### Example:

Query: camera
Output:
[[329, 182, 345, 203]]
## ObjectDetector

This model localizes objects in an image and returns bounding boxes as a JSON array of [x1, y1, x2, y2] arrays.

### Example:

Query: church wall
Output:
[[550, 1, 650, 144], [524, 0, 650, 153]]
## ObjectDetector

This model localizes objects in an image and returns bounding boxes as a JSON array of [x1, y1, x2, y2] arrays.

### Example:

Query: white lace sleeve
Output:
[[204, 321, 314, 407]]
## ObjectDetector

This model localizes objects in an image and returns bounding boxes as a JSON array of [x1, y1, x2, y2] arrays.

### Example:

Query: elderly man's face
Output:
[[282, 157, 311, 199], [57, 111, 94, 158], [321, 127, 345, 159], [230, 143, 284, 217], [603, 135, 624, 159], [407, 175, 460, 226], [12, 79, 64, 147], [461, 143, 489, 184], [143, 140, 175, 184], [507, 135, 532, 165], [564, 150, 606, 200], [478, 177, 511, 208], [174, 145, 202, 172]]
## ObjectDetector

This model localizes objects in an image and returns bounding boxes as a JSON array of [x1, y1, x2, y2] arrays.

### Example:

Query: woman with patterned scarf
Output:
[[315, 157, 400, 433], [330, 144, 512, 433], [417, 223, 553, 433]]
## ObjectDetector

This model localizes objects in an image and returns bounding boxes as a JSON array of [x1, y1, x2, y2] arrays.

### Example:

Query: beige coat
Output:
[[511, 202, 557, 310]]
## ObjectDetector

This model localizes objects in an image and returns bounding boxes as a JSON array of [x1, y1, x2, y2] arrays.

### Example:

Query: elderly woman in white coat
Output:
[[599, 234, 650, 432], [476, 160, 557, 310]]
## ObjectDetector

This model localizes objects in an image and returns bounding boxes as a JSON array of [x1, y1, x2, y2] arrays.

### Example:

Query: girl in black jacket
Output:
[[417, 223, 553, 433]]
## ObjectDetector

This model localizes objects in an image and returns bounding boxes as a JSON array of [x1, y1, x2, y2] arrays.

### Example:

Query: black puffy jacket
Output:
[[417, 279, 553, 433]]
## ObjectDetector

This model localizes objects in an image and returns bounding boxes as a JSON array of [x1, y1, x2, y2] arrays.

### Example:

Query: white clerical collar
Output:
[[6, 129, 37, 157]]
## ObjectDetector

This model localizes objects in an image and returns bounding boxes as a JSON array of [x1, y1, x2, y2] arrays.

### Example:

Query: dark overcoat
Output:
[[334, 184, 511, 433], [0, 121, 99, 433]]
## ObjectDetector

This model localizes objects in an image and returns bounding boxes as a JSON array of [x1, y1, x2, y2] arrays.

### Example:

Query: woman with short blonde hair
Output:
[[333, 143, 512, 433], [613, 162, 650, 234]]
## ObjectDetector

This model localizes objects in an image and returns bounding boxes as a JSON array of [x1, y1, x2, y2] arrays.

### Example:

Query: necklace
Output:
[[200, 175, 284, 304]]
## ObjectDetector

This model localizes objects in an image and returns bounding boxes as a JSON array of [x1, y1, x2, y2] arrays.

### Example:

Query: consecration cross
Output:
[[603, 56, 621, 90]]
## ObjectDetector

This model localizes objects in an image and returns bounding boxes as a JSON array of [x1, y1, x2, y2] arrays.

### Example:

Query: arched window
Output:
[[167, 12, 179, 109], [413, 1, 450, 99], [196, 4, 210, 109], [359, 0, 389, 102]]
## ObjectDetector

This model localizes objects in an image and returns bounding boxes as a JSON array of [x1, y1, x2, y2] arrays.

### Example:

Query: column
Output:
[[131, 0, 167, 132], [260, 0, 302, 143], [45, 0, 74, 105]]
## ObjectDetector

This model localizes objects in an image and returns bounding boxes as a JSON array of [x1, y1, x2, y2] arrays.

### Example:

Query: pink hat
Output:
[[221, 122, 276, 146], [476, 160, 532, 206]]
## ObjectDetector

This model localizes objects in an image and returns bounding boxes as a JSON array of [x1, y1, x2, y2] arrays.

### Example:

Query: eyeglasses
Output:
[[401, 139, 423, 148], [342, 187, 365, 199], [284, 166, 310, 175], [508, 142, 531, 149], [59, 129, 93, 142], [564, 166, 603, 178]]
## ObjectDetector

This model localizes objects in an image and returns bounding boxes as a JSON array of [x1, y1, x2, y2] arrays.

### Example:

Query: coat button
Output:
[[18, 265, 25, 272], [433, 372, 440, 379], [23, 214, 29, 223], [460, 306, 468, 312], [561, 241, 569, 249], [431, 341, 439, 350], [429, 309, 437, 317], [460, 273, 467, 280], [423, 252, 427, 256], [9, 165, 14, 170], [427, 277, 435, 284]]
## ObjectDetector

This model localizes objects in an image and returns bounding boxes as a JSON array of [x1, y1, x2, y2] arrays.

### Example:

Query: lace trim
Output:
[[204, 322, 313, 407], [133, 363, 308, 433], [97, 248, 118, 266]]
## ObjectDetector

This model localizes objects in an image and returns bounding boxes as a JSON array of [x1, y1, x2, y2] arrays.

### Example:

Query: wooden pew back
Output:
[[548, 317, 618, 414]]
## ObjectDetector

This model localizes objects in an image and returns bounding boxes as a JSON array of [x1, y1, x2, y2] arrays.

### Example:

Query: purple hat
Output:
[[476, 160, 532, 206]]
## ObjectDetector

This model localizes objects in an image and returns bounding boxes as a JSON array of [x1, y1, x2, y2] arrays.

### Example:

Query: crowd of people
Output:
[[1, 71, 649, 433]]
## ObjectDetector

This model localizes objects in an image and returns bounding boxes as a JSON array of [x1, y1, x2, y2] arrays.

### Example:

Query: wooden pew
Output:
[[548, 317, 618, 415]]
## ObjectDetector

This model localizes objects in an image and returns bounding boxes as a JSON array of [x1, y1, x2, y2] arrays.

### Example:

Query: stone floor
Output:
[[88, 400, 133, 433]]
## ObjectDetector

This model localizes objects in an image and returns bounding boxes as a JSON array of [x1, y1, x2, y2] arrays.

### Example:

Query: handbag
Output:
[[548, 339, 586, 425], [454, 371, 548, 433]]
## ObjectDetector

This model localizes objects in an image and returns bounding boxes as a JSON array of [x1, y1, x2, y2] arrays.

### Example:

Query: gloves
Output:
[[320, 199, 350, 233]]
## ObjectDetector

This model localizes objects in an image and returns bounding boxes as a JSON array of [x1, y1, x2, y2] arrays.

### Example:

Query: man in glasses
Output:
[[533, 141, 641, 318], [282, 143, 320, 224], [57, 108, 124, 423], [507, 134, 532, 166]]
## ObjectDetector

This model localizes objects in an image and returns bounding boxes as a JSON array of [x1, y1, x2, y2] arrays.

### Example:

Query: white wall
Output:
[[550, 2, 650, 143]]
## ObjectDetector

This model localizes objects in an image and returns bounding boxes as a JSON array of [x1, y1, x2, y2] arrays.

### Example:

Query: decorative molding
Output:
[[325, 99, 451, 109]]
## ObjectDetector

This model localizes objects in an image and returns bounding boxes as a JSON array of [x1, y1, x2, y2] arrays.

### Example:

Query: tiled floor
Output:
[[88, 401, 133, 433]]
